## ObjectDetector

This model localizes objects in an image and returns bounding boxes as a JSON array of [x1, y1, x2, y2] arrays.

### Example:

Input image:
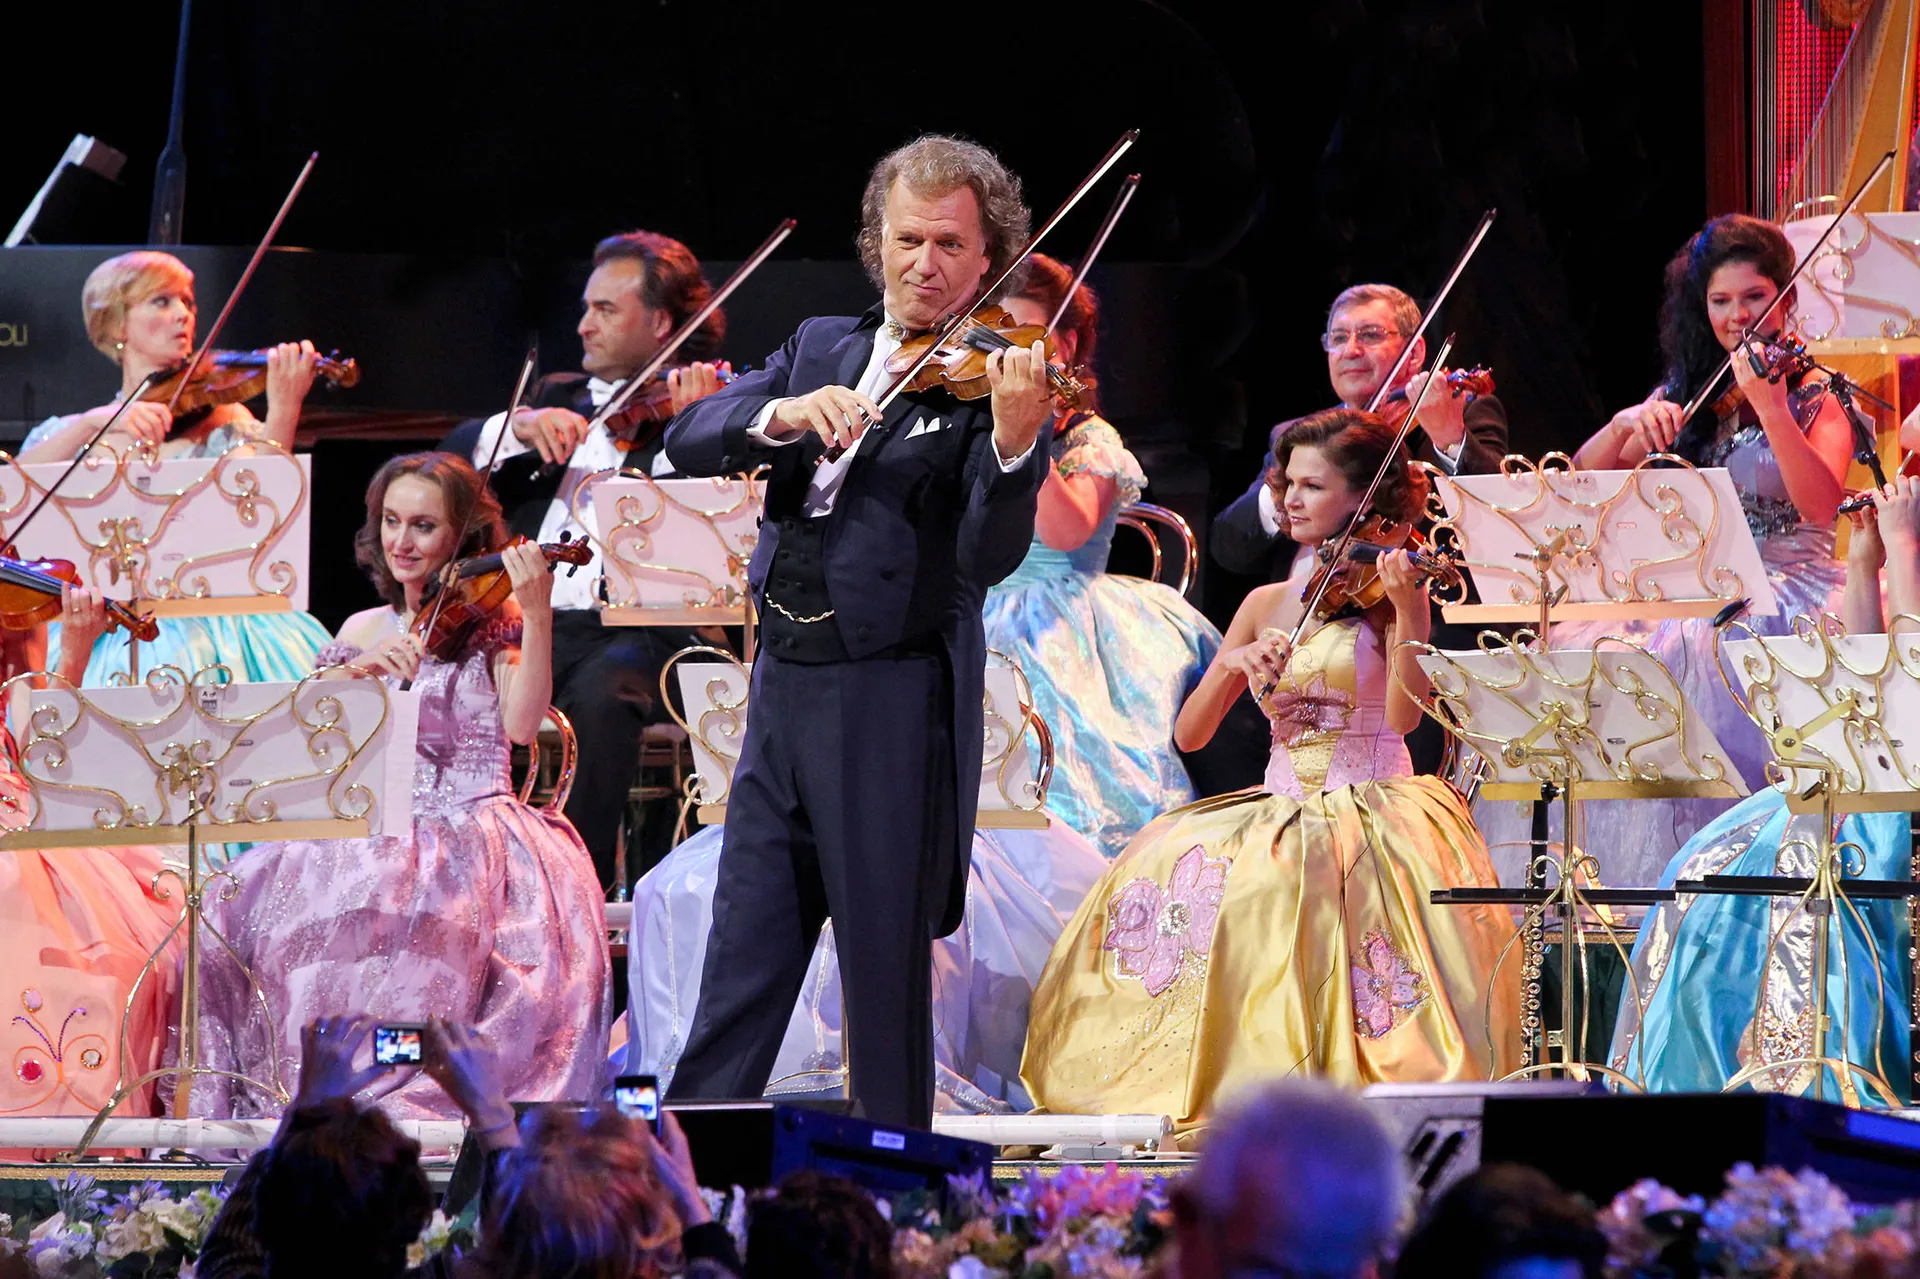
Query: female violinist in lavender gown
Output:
[[192, 453, 610, 1117]]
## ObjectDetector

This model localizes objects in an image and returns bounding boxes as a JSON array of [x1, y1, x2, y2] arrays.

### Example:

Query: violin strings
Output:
[[958, 323, 1076, 391]]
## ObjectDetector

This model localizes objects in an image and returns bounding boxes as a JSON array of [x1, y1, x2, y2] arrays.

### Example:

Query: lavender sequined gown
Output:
[[191, 617, 612, 1118]]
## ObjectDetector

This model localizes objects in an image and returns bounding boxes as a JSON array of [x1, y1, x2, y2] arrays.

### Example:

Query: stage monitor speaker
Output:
[[1480, 1092, 1920, 1205], [669, 1101, 994, 1201], [1363, 1080, 1598, 1207]]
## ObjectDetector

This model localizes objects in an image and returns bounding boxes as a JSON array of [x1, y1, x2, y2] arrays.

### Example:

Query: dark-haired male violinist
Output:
[[662, 135, 1052, 1129], [441, 229, 729, 890]]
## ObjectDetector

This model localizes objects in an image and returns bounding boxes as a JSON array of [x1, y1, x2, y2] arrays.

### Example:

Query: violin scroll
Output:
[[1706, 331, 1815, 423]]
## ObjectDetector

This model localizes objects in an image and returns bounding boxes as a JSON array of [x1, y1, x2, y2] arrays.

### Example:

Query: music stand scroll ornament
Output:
[[1403, 635, 1743, 1081], [0, 665, 418, 1154], [1432, 456, 1774, 630], [575, 469, 763, 629]]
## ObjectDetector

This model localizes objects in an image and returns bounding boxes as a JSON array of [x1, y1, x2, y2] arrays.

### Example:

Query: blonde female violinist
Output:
[[22, 250, 333, 686], [1021, 407, 1517, 1143]]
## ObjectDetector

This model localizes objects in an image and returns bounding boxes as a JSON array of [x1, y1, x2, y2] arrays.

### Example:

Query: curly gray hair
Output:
[[856, 134, 1032, 299]]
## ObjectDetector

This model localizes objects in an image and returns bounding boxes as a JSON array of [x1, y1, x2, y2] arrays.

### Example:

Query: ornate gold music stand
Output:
[[574, 467, 761, 657], [0, 664, 415, 1157], [1698, 612, 1920, 1105], [1406, 634, 1746, 1083], [0, 440, 318, 686]]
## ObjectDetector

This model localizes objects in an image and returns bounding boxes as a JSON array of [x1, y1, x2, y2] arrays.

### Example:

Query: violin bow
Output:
[[1045, 173, 1140, 334], [861, 128, 1141, 428], [1278, 208, 1496, 647], [5, 156, 321, 587], [5, 371, 164, 553], [1676, 150, 1895, 427], [1287, 334, 1459, 648], [166, 151, 320, 412], [1358, 209, 1496, 420], [586, 217, 797, 431], [401, 345, 539, 691]]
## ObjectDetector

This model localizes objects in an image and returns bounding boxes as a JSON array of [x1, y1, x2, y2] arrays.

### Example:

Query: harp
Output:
[[1759, 0, 1918, 222], [1741, 1, 1920, 487]]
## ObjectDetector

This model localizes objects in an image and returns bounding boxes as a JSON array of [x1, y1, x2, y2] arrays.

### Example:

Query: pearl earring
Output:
[[114, 341, 125, 352]]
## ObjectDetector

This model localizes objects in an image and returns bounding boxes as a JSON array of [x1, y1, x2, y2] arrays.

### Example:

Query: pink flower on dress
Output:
[[1351, 930, 1429, 1038], [1103, 845, 1229, 997]]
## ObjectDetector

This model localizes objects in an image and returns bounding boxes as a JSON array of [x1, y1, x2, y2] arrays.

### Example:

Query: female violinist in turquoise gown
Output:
[[1609, 478, 1917, 1103], [981, 256, 1221, 857], [23, 250, 331, 686]]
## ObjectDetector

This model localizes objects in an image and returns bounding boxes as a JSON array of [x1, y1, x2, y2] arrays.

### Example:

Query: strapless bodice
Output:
[[1258, 615, 1412, 797]]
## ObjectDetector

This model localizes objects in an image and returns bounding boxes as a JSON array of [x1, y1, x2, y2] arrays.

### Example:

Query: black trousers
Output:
[[666, 649, 956, 1130], [549, 609, 701, 890]]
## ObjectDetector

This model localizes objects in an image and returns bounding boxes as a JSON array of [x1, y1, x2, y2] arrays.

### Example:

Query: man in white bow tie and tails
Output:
[[440, 229, 731, 891], [660, 135, 1052, 1128]]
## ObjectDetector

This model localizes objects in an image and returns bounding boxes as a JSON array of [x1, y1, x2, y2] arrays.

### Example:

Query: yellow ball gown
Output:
[[1020, 613, 1520, 1141]]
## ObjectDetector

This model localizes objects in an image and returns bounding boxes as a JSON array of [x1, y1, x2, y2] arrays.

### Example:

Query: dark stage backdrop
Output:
[[0, 0, 1706, 628]]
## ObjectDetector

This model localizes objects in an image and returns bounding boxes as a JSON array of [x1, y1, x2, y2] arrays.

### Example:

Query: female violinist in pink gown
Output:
[[0, 591, 181, 1122]]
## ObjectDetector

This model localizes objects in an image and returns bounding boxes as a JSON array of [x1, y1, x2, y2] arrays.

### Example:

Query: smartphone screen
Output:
[[613, 1074, 660, 1133], [373, 1024, 425, 1066]]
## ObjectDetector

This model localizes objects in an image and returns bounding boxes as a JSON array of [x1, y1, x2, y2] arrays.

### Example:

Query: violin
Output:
[[1704, 331, 1815, 424], [143, 347, 361, 417], [885, 305, 1091, 408], [1298, 513, 1461, 623], [408, 534, 593, 663], [601, 364, 740, 453], [0, 552, 158, 642], [1382, 366, 1495, 426]]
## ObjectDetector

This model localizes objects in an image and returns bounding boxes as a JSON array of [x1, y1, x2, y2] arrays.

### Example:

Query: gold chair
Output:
[[1113, 501, 1198, 596], [515, 706, 579, 811]]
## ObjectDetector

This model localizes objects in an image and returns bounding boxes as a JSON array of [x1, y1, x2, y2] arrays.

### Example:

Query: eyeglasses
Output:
[[1320, 325, 1399, 352]]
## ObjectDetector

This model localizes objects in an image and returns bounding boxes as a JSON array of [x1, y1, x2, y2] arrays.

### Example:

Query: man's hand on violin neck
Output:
[[987, 339, 1051, 461], [766, 385, 883, 452], [512, 406, 593, 466], [1403, 368, 1468, 451], [667, 362, 730, 415]]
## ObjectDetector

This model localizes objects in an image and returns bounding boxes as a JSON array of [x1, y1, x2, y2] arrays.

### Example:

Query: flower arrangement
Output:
[[0, 1173, 467, 1279], [1598, 1162, 1920, 1278], [886, 1162, 1174, 1279], [0, 1171, 227, 1278]]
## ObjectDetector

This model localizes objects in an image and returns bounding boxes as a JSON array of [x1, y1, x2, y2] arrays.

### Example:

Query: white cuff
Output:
[[994, 439, 1036, 471], [475, 411, 533, 469], [1256, 483, 1283, 536], [746, 399, 801, 446]]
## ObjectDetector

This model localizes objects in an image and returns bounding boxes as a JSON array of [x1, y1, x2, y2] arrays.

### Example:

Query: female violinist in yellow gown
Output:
[[1021, 407, 1519, 1142]]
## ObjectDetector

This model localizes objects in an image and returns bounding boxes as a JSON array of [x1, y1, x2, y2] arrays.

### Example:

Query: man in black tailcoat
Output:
[[440, 230, 729, 890], [660, 135, 1052, 1129]]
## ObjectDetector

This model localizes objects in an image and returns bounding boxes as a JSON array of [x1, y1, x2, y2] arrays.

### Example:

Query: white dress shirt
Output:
[[472, 376, 676, 612], [748, 316, 1034, 516]]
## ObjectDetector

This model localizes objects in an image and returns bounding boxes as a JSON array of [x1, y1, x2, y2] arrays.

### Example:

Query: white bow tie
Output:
[[587, 377, 622, 409]]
